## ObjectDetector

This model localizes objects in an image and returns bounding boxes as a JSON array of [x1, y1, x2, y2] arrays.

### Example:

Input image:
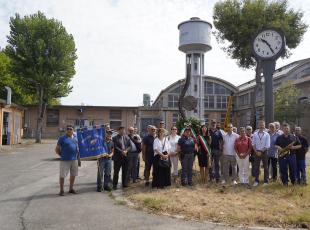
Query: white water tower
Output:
[[178, 17, 212, 121]]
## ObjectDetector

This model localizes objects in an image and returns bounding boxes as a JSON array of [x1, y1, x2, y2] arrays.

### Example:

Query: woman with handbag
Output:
[[152, 128, 172, 188], [168, 126, 180, 181]]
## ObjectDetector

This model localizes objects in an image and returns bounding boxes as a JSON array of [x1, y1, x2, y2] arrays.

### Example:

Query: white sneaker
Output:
[[263, 183, 268, 186], [221, 180, 226, 185], [253, 181, 259, 187], [232, 180, 238, 185]]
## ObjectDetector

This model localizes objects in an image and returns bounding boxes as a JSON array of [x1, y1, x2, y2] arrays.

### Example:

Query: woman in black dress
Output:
[[152, 128, 172, 188], [197, 125, 212, 184]]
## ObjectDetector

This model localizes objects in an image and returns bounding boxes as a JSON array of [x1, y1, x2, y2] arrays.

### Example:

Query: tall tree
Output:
[[274, 81, 305, 124], [0, 50, 34, 104], [6, 11, 77, 143], [213, 0, 307, 127]]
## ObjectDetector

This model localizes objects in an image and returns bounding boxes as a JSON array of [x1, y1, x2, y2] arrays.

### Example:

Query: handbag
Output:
[[158, 138, 171, 168]]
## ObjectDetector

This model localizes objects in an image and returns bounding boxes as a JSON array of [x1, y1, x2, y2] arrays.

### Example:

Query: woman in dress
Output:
[[197, 124, 212, 184], [152, 128, 172, 188], [168, 126, 180, 181]]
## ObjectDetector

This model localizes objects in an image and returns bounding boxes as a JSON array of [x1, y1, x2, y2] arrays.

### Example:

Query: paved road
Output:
[[0, 142, 305, 230]]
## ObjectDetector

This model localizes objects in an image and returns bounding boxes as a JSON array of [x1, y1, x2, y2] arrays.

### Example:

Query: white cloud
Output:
[[0, 0, 309, 106]]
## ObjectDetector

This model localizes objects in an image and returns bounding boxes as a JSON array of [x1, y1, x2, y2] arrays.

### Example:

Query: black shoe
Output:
[[58, 191, 64, 196], [145, 182, 150, 187], [181, 182, 187, 186], [69, 189, 78, 194], [122, 184, 129, 188], [104, 187, 112, 191], [97, 188, 102, 192], [113, 185, 117, 190], [188, 182, 193, 186]]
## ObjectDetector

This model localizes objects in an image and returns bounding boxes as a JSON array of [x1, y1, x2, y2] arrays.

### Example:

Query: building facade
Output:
[[24, 105, 137, 138], [138, 58, 310, 137]]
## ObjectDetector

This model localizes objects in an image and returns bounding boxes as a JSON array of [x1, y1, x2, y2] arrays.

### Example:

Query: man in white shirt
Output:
[[252, 120, 270, 187], [221, 123, 239, 185]]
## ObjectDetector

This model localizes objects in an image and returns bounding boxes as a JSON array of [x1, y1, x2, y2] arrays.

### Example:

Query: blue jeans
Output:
[[97, 157, 112, 189], [181, 153, 195, 184], [279, 154, 297, 185], [297, 159, 307, 184], [210, 149, 221, 180]]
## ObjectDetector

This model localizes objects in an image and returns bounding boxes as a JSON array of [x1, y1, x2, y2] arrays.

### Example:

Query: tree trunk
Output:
[[251, 60, 262, 130], [35, 86, 45, 143]]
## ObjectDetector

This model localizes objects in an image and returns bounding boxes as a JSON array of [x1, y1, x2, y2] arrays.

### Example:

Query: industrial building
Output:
[[23, 17, 310, 139]]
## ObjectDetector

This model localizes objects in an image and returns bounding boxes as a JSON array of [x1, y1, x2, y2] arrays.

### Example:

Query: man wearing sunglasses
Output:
[[55, 125, 79, 196]]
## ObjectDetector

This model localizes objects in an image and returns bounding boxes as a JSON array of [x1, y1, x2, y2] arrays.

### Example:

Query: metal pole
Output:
[[262, 60, 276, 124]]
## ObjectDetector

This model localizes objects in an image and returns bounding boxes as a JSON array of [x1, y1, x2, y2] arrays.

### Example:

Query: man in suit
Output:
[[112, 126, 131, 190]]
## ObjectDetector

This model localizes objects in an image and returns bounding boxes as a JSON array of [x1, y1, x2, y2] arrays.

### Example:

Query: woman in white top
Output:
[[168, 126, 180, 178], [152, 128, 171, 188]]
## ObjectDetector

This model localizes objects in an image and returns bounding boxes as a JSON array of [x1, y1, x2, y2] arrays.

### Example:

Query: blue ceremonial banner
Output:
[[77, 127, 107, 160]]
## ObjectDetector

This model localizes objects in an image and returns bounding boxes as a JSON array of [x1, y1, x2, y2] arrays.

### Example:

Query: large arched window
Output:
[[204, 81, 232, 109]]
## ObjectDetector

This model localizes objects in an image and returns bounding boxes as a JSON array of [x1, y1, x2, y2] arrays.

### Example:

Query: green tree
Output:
[[5, 11, 77, 143], [213, 0, 308, 68], [274, 81, 304, 124], [213, 0, 307, 128], [0, 50, 34, 104]]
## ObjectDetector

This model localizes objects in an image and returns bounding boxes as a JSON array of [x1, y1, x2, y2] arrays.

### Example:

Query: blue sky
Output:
[[0, 0, 309, 106]]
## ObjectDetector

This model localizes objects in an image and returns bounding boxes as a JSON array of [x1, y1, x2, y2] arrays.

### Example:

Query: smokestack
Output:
[[4, 86, 12, 107]]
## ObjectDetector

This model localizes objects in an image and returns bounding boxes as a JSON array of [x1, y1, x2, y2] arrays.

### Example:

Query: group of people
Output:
[[55, 119, 308, 195]]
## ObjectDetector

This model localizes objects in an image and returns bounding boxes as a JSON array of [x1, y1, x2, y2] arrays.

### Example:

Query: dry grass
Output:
[[124, 160, 310, 229]]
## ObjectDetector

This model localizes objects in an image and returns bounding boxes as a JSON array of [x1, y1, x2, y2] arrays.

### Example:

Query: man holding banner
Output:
[[97, 129, 114, 192], [112, 126, 132, 190]]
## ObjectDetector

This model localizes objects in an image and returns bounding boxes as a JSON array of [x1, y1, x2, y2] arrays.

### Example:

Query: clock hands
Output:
[[260, 38, 275, 54]]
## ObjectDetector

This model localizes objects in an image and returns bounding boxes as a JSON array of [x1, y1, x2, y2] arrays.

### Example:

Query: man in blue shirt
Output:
[[275, 124, 301, 186], [55, 125, 79, 196], [97, 129, 114, 192]]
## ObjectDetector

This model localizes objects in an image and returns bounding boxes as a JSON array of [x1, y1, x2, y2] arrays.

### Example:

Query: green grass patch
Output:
[[115, 200, 127, 205], [142, 197, 168, 210]]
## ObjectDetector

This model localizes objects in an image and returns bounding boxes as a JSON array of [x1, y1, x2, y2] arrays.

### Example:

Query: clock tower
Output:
[[252, 28, 286, 124]]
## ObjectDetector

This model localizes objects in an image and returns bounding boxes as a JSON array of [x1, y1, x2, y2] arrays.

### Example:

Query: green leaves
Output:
[[0, 51, 34, 104], [213, 0, 308, 69], [5, 11, 77, 102], [274, 81, 305, 123], [176, 117, 202, 136]]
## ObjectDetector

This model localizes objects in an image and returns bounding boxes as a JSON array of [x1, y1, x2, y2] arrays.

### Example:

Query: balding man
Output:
[[295, 127, 309, 185], [127, 126, 142, 183]]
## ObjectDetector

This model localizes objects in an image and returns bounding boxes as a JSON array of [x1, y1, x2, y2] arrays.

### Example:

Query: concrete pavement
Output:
[[0, 141, 305, 230]]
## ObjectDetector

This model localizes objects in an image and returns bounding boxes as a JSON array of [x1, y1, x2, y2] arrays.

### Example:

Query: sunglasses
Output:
[[67, 128, 73, 131]]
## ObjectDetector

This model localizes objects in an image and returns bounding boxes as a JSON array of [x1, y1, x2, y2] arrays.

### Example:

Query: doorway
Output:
[[2, 112, 12, 145]]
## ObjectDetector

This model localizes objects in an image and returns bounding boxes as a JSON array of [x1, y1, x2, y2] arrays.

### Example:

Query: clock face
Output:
[[253, 29, 284, 59]]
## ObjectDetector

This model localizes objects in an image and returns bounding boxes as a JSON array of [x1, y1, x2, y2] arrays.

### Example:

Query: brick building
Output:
[[24, 105, 137, 138]]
